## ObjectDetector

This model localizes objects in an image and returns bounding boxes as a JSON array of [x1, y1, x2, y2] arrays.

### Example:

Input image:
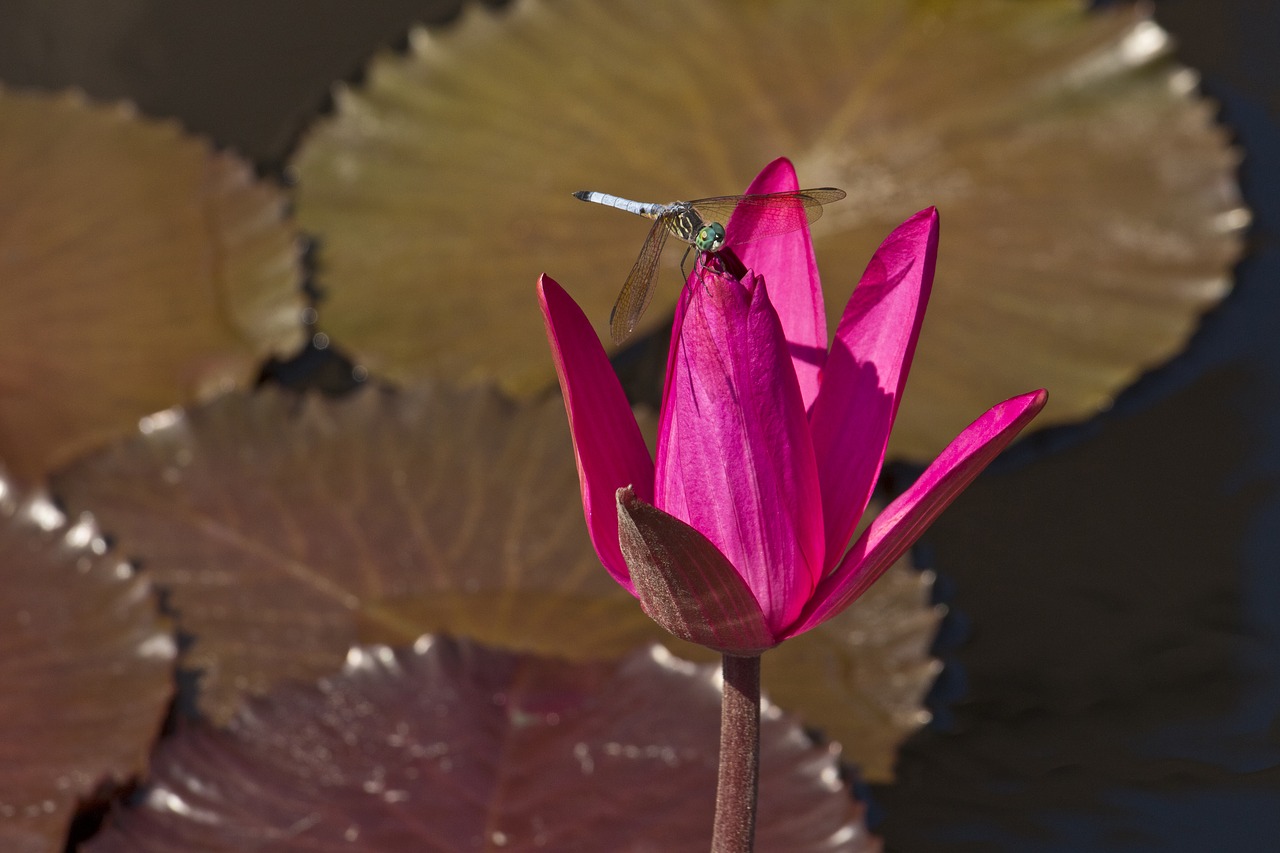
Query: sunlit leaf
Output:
[[0, 87, 305, 486], [51, 383, 939, 780], [86, 638, 878, 852], [292, 0, 1243, 457], [0, 484, 174, 852]]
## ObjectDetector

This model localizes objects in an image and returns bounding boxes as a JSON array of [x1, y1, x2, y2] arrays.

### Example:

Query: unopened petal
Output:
[[786, 389, 1047, 637], [656, 265, 824, 633], [538, 274, 654, 592], [808, 208, 939, 573], [726, 158, 827, 410]]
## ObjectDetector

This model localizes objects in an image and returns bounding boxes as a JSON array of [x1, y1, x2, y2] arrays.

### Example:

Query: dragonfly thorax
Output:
[[661, 205, 725, 252], [665, 204, 704, 243]]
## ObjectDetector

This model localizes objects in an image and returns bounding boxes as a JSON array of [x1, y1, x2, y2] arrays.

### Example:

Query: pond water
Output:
[[877, 1, 1280, 847]]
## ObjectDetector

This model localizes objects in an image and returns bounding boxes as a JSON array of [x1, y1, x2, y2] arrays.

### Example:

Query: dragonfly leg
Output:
[[689, 251, 721, 295], [686, 248, 710, 293], [679, 245, 693, 280], [684, 247, 722, 287]]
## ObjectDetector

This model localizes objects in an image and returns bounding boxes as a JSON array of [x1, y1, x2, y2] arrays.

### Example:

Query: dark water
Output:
[[1, 1, 1277, 850]]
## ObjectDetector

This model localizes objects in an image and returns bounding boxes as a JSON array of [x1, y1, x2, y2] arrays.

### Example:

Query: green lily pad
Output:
[[291, 0, 1244, 458]]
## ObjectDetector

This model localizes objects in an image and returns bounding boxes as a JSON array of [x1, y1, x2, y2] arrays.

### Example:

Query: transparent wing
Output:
[[610, 216, 671, 345], [690, 188, 847, 244]]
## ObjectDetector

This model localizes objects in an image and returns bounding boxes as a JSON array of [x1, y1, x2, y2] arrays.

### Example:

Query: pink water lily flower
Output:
[[539, 158, 1046, 655]]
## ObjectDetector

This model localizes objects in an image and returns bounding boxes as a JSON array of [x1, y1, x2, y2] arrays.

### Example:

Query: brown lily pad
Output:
[[291, 0, 1244, 457], [0, 484, 174, 852], [0, 86, 305, 486], [86, 637, 879, 852], [51, 383, 940, 781]]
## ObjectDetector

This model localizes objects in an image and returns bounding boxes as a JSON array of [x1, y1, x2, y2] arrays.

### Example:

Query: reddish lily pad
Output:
[[0, 484, 174, 851], [86, 638, 878, 852], [291, 0, 1244, 458], [51, 383, 940, 781], [0, 86, 305, 486]]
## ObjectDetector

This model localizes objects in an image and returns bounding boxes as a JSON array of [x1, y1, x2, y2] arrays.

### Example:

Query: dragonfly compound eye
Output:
[[696, 222, 726, 253]]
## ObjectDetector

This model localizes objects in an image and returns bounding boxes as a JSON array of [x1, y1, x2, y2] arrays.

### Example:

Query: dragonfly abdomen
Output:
[[573, 191, 667, 219]]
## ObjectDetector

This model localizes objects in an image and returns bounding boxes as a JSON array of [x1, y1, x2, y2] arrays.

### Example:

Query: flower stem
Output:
[[712, 653, 761, 852]]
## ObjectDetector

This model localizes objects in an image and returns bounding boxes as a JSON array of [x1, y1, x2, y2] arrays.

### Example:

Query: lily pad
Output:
[[291, 0, 1244, 457], [51, 383, 939, 781], [0, 87, 305, 486], [87, 638, 877, 852], [0, 484, 174, 852]]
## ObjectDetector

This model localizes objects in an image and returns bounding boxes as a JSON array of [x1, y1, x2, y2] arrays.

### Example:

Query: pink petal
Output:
[[785, 389, 1048, 637], [538, 274, 655, 592], [807, 208, 939, 573], [725, 158, 827, 410], [655, 266, 824, 634], [658, 275, 696, 442], [617, 487, 776, 655]]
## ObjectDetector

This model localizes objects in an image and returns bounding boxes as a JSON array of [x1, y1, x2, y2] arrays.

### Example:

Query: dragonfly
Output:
[[573, 186, 847, 344]]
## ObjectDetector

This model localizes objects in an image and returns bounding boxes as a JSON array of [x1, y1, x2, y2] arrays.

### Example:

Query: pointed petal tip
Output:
[[536, 272, 564, 313], [898, 206, 940, 241], [746, 157, 800, 196], [759, 155, 797, 176], [537, 273, 579, 364], [1003, 388, 1050, 421]]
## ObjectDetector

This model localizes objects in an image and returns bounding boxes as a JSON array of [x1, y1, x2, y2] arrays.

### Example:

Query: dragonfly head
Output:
[[694, 222, 726, 253]]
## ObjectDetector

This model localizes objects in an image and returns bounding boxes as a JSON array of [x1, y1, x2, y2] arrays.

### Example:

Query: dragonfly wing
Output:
[[691, 188, 846, 244], [610, 216, 671, 345]]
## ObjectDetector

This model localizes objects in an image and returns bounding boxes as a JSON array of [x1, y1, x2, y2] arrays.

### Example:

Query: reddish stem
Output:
[[711, 653, 760, 852]]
